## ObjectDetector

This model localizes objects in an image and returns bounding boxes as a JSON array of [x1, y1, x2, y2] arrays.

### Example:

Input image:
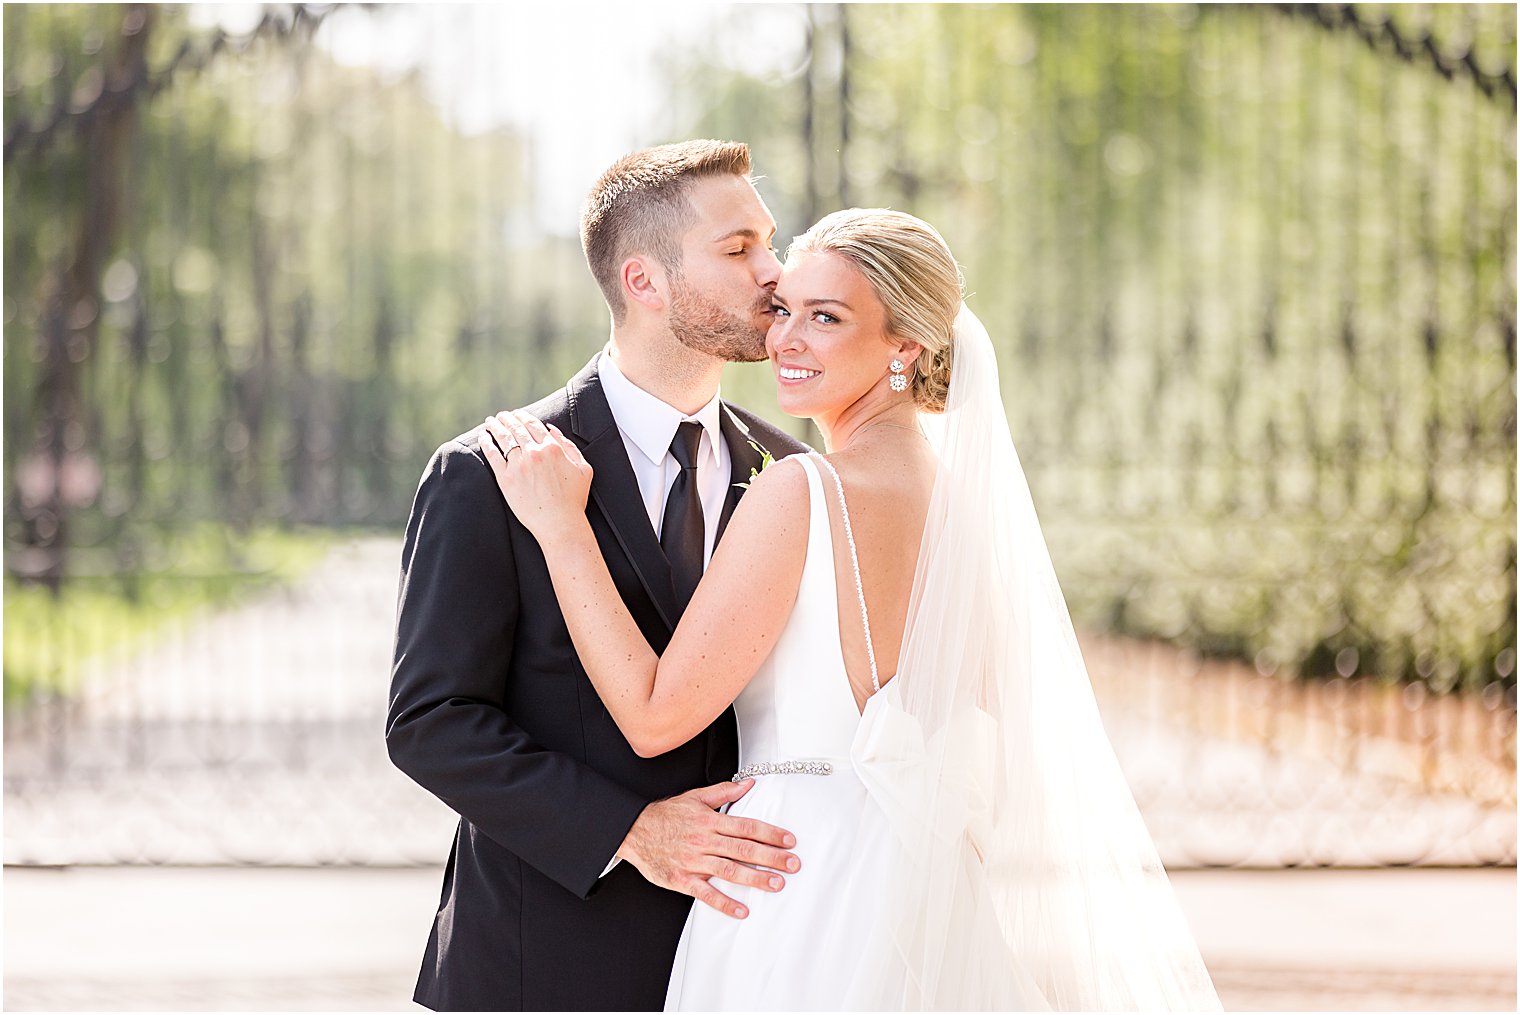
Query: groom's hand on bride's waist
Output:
[[616, 779, 799, 920]]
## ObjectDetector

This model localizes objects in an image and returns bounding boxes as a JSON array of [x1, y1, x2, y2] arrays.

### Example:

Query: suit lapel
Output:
[[566, 364, 780, 630], [567, 356, 679, 635], [716, 404, 766, 544]]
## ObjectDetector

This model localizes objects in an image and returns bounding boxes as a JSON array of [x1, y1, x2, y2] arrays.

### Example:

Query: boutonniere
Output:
[[734, 438, 776, 490]]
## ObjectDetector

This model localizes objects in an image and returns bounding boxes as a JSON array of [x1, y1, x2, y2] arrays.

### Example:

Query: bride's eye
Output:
[[771, 304, 790, 318], [813, 311, 838, 325]]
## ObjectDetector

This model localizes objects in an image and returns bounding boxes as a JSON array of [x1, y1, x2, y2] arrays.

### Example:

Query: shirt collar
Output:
[[598, 351, 724, 467]]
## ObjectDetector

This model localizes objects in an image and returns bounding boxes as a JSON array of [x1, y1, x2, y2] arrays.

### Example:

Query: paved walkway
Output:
[[4, 538, 458, 866], [4, 865, 1514, 1011], [3, 534, 1516, 1010]]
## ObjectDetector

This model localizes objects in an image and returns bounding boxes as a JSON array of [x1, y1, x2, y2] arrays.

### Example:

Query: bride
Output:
[[480, 209, 1220, 1011]]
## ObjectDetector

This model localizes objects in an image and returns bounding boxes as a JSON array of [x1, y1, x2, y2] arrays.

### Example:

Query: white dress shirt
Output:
[[595, 351, 730, 878], [597, 352, 730, 567]]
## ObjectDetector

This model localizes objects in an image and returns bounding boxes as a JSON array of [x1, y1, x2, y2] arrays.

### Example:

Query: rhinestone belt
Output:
[[731, 760, 834, 781]]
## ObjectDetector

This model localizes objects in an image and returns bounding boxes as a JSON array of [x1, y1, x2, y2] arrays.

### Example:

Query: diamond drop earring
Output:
[[888, 358, 909, 393]]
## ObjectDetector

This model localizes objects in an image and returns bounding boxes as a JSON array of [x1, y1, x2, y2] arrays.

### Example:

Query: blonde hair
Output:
[[788, 208, 963, 413], [580, 140, 753, 324]]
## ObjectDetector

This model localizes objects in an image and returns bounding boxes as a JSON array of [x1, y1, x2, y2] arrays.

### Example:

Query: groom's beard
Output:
[[668, 274, 770, 364]]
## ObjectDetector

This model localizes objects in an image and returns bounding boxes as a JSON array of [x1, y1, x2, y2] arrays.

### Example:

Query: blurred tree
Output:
[[3, 3, 1513, 694], [4, 4, 606, 584], [8, 5, 152, 589], [668, 2, 1516, 692]]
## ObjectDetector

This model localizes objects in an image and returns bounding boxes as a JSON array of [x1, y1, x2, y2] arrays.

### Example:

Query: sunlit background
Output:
[[4, 3, 1516, 1011]]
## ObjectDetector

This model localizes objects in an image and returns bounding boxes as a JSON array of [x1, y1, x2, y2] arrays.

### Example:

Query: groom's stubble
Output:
[[667, 270, 771, 365]]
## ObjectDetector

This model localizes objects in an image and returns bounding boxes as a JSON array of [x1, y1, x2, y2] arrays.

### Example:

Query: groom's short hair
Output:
[[581, 140, 753, 323]]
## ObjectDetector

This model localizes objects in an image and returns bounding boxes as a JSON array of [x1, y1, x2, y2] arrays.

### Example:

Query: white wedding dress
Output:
[[664, 452, 1044, 1011], [664, 452, 895, 1010]]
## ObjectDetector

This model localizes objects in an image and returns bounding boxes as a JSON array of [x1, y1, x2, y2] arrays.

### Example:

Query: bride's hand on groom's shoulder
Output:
[[480, 410, 593, 541]]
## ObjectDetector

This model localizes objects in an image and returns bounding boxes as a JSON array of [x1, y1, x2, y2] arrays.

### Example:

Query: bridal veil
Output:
[[849, 305, 1221, 1011]]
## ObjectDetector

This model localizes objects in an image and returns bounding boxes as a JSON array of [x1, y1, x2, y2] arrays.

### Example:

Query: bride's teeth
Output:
[[780, 367, 819, 380]]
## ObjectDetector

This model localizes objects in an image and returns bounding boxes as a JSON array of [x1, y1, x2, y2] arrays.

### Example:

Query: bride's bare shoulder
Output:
[[709, 455, 812, 571], [737, 452, 811, 508]]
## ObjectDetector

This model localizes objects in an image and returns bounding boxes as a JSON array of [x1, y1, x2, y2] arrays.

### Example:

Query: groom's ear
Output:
[[621, 256, 666, 314]]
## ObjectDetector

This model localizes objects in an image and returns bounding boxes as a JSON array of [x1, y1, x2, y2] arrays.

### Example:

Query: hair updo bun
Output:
[[787, 209, 963, 414], [912, 340, 955, 414]]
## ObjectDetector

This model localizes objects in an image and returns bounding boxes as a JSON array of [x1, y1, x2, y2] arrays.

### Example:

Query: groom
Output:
[[386, 140, 810, 1011]]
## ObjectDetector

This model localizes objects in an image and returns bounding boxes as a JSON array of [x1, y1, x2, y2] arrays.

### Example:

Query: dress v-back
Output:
[[663, 453, 903, 1011]]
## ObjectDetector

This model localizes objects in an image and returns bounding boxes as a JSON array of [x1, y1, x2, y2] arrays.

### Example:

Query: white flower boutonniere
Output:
[[734, 438, 776, 490]]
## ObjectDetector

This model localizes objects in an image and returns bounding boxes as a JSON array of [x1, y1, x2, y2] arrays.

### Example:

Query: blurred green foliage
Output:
[[3, 522, 329, 705], [3, 4, 1515, 695], [677, 4, 1516, 691], [4, 4, 605, 544]]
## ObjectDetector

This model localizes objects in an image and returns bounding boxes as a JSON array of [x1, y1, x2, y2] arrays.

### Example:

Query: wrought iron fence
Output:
[[3, 3, 1514, 868]]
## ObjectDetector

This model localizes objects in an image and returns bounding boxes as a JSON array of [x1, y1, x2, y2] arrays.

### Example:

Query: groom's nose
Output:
[[755, 246, 782, 289]]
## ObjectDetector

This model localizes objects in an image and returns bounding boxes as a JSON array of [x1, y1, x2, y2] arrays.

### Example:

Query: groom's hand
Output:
[[616, 779, 799, 920]]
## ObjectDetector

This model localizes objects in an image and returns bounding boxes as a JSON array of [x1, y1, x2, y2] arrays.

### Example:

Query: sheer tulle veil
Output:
[[849, 305, 1221, 1010]]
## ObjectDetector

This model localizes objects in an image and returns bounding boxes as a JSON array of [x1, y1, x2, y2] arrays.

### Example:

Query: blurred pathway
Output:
[[3, 534, 1512, 866], [4, 537, 457, 866], [4, 865, 1514, 1011], [4, 535, 1516, 1011]]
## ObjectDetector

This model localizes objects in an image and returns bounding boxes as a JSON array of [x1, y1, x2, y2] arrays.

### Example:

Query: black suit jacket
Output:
[[386, 353, 809, 1012]]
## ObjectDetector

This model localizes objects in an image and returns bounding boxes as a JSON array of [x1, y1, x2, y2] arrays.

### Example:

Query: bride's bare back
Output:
[[816, 434, 938, 712]]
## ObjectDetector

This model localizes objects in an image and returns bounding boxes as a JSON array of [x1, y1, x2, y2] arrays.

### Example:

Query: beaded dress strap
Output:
[[810, 453, 880, 694]]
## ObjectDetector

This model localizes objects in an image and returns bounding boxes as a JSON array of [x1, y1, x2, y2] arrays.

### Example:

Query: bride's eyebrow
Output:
[[804, 298, 852, 311]]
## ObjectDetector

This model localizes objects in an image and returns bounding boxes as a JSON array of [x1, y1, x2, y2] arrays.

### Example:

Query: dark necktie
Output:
[[661, 421, 706, 609]]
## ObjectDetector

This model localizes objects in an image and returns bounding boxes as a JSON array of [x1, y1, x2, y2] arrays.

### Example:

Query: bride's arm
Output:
[[482, 412, 809, 758]]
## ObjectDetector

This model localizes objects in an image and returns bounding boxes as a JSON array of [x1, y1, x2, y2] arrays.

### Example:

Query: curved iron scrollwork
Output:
[[1269, 3, 1517, 105]]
